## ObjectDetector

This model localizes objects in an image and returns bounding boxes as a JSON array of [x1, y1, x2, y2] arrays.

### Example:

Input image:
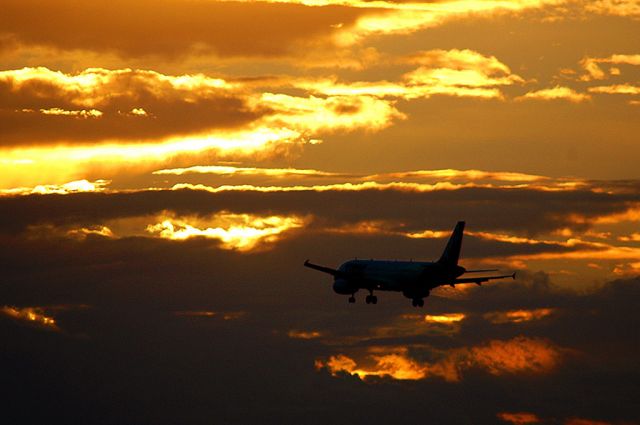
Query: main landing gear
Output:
[[411, 298, 424, 307], [348, 292, 378, 304]]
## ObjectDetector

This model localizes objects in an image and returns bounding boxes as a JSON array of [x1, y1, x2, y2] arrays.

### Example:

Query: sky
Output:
[[1, 1, 639, 424]]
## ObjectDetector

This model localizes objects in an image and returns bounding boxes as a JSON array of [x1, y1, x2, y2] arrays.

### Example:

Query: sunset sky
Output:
[[1, 1, 639, 424]]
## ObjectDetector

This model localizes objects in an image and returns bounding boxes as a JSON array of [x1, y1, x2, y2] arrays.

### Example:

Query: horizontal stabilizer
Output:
[[304, 260, 343, 277]]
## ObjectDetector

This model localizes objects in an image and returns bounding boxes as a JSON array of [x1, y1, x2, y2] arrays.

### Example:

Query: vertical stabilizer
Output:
[[438, 221, 465, 266]]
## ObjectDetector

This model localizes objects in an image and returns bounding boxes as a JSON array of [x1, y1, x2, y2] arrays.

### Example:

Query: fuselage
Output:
[[333, 259, 465, 299]]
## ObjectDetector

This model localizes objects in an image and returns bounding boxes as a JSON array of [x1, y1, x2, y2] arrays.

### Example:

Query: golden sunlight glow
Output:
[[424, 313, 467, 323], [172, 181, 478, 193], [368, 168, 547, 182], [0, 179, 109, 196], [153, 165, 344, 178], [146, 211, 306, 250], [484, 308, 555, 324], [1, 306, 58, 330], [338, 0, 564, 41], [0, 126, 303, 189], [516, 86, 591, 103], [259, 93, 405, 132]]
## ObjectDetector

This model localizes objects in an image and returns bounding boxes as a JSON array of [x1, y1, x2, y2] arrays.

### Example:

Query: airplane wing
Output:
[[452, 272, 516, 285], [303, 260, 344, 277]]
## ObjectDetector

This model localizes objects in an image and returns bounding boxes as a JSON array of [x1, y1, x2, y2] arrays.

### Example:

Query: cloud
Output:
[[0, 67, 408, 189], [300, 49, 524, 100], [584, 0, 640, 19], [588, 84, 640, 95], [152, 165, 350, 178], [497, 412, 541, 424], [0, 306, 59, 331], [579, 54, 640, 81], [0, 0, 365, 59], [288, 330, 323, 339], [516, 86, 591, 103], [317, 336, 561, 381], [335, 0, 566, 42], [484, 308, 555, 324], [0, 179, 109, 196], [0, 67, 262, 146], [145, 211, 306, 250]]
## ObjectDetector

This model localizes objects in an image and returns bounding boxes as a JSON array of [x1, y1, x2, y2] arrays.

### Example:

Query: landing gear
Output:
[[365, 295, 378, 304], [411, 298, 424, 307], [348, 295, 356, 303]]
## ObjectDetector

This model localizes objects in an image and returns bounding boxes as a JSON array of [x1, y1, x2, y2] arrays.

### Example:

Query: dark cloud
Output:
[[0, 225, 638, 424], [1, 184, 639, 424], [0, 186, 636, 235], [0, 0, 365, 58], [0, 69, 266, 146]]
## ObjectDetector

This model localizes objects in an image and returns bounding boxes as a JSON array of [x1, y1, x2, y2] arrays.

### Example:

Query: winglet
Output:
[[512, 271, 517, 280]]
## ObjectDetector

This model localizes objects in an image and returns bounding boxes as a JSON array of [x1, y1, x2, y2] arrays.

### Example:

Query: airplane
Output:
[[304, 221, 515, 307]]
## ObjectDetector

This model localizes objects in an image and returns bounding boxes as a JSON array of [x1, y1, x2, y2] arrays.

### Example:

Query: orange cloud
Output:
[[497, 412, 541, 424], [1, 306, 58, 331], [336, 0, 566, 42], [368, 168, 547, 182], [579, 54, 640, 81], [288, 330, 323, 339], [589, 84, 640, 95], [370, 313, 467, 339], [516, 86, 591, 103], [484, 308, 555, 324], [318, 336, 561, 382], [584, 0, 640, 19]]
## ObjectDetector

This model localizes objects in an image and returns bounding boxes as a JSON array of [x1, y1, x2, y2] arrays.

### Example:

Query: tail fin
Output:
[[438, 221, 465, 266]]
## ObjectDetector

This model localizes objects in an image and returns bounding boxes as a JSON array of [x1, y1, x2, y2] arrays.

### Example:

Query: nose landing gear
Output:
[[348, 295, 356, 303], [411, 298, 424, 307]]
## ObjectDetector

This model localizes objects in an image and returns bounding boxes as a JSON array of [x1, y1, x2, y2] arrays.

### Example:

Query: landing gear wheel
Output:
[[417, 298, 424, 307], [371, 296, 378, 304], [365, 295, 371, 304], [348, 296, 356, 304], [412, 298, 423, 307]]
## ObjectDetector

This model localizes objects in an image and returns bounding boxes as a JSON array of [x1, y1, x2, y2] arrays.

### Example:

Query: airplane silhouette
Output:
[[304, 221, 515, 307]]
